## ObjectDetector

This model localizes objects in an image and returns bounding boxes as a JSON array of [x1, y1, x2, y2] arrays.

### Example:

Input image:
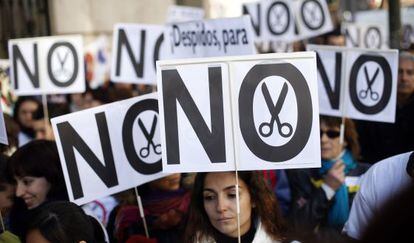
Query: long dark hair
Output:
[[183, 171, 286, 242], [8, 140, 68, 201]]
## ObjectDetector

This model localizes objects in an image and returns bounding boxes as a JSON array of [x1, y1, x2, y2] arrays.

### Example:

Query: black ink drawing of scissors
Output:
[[359, 66, 380, 101], [259, 82, 293, 138], [138, 115, 161, 158]]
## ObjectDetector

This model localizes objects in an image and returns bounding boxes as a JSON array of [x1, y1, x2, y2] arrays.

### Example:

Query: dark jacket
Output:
[[286, 162, 370, 231]]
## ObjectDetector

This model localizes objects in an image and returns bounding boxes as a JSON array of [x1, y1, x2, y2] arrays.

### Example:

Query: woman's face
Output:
[[17, 100, 39, 128], [15, 176, 51, 209], [320, 122, 345, 160], [203, 172, 252, 237]]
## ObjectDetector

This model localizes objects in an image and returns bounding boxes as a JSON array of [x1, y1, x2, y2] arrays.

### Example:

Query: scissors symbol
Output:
[[138, 115, 161, 158], [259, 82, 293, 138], [359, 66, 380, 101]]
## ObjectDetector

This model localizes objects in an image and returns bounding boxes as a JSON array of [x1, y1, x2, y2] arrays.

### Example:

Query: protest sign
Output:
[[164, 15, 256, 59], [243, 0, 333, 42], [294, 0, 334, 39], [0, 104, 7, 145], [157, 52, 320, 173], [8, 35, 85, 96], [307, 45, 398, 122], [166, 5, 205, 23], [343, 22, 388, 49], [51, 93, 166, 205], [111, 24, 166, 84]]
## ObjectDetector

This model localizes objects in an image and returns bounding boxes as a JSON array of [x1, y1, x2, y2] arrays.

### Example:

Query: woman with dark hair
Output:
[[183, 171, 287, 243], [12, 96, 41, 147], [7, 140, 69, 240], [287, 116, 370, 232], [9, 139, 68, 209], [26, 201, 105, 243]]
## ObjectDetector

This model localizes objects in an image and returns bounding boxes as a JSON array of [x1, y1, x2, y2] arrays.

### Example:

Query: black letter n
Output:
[[12, 44, 39, 90], [161, 67, 226, 164], [115, 29, 146, 78], [56, 112, 118, 199]]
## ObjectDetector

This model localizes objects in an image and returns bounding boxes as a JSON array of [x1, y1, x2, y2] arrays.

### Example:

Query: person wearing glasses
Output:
[[286, 116, 370, 233]]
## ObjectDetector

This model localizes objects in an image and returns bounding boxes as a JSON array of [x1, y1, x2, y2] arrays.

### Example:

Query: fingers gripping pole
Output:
[[134, 187, 150, 238]]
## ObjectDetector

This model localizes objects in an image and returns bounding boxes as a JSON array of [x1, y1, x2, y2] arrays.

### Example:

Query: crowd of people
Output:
[[0, 10, 414, 243]]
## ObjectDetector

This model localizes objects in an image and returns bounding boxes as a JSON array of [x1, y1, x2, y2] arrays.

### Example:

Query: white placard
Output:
[[294, 0, 334, 39], [51, 93, 167, 205], [110, 24, 166, 84], [307, 45, 398, 123], [164, 16, 256, 59], [343, 22, 388, 49], [0, 104, 7, 145], [8, 35, 85, 96], [242, 0, 333, 43], [166, 5, 205, 23], [243, 0, 296, 42], [157, 52, 321, 173], [343, 49, 398, 123]]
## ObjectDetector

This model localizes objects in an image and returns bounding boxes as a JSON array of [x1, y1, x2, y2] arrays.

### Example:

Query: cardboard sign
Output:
[[164, 16, 256, 59], [307, 45, 398, 123], [243, 0, 333, 42], [343, 23, 388, 49], [157, 52, 320, 173], [0, 104, 8, 145], [110, 24, 166, 84], [294, 0, 334, 39], [51, 93, 166, 205], [166, 5, 205, 23], [8, 35, 85, 96]]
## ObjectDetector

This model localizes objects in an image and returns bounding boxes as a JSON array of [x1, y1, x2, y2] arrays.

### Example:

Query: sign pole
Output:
[[0, 210, 4, 232], [42, 94, 50, 134], [227, 62, 241, 243], [134, 187, 150, 238]]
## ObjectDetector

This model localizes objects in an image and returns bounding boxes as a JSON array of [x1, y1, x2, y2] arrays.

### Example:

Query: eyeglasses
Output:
[[320, 130, 340, 139]]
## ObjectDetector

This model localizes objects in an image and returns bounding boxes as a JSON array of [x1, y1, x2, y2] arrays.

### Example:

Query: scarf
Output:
[[320, 149, 357, 228]]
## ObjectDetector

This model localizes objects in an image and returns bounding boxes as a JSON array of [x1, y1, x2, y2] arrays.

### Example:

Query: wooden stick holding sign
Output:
[[134, 187, 150, 238], [0, 210, 4, 232], [42, 94, 50, 137]]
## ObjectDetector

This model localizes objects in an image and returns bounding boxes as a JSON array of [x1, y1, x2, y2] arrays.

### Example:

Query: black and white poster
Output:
[[51, 93, 167, 205], [308, 45, 398, 123], [157, 52, 320, 173], [110, 24, 166, 84], [8, 35, 85, 95]]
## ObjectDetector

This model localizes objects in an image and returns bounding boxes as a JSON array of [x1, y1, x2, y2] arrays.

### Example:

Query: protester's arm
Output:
[[342, 171, 375, 240]]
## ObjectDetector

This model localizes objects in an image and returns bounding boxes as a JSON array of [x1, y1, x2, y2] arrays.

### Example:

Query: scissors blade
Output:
[[138, 118, 151, 140], [261, 82, 276, 115], [274, 82, 288, 116], [364, 66, 380, 87], [148, 115, 158, 138]]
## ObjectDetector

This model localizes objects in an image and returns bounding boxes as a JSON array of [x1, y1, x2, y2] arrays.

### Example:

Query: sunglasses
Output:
[[320, 130, 340, 139]]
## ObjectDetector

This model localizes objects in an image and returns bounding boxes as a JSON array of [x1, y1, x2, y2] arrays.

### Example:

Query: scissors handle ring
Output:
[[371, 91, 379, 101], [279, 122, 293, 138], [154, 144, 162, 155], [140, 147, 149, 158], [359, 89, 368, 99], [259, 122, 273, 137]]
